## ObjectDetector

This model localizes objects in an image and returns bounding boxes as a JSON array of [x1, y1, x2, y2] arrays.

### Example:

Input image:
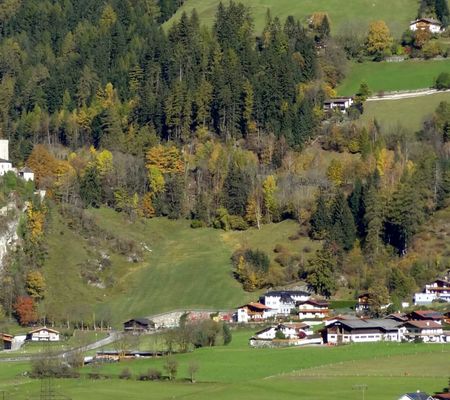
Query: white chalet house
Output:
[[260, 290, 310, 316], [410, 18, 444, 34], [26, 327, 60, 342], [297, 299, 329, 320], [253, 323, 312, 340], [414, 279, 450, 305], [236, 302, 274, 323], [323, 97, 354, 113]]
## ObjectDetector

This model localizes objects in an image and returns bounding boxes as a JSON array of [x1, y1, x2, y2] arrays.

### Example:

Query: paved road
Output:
[[367, 88, 450, 102]]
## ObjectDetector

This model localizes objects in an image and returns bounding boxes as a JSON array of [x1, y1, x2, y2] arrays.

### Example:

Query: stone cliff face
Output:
[[0, 204, 20, 272]]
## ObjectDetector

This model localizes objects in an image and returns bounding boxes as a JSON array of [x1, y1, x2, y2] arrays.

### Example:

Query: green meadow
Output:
[[1, 330, 449, 399], [164, 0, 417, 37], [360, 91, 450, 131], [338, 60, 450, 96], [42, 208, 319, 326]]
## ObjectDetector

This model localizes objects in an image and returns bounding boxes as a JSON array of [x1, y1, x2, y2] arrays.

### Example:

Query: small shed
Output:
[[0, 333, 13, 350], [123, 318, 155, 332]]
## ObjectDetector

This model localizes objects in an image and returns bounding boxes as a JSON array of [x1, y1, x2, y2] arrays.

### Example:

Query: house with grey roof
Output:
[[326, 318, 405, 344]]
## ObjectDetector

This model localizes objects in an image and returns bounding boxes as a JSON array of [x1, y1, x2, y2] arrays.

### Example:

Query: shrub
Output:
[[147, 368, 162, 381], [275, 330, 286, 339], [228, 215, 248, 231], [190, 219, 205, 229], [436, 72, 450, 89], [119, 367, 132, 380]]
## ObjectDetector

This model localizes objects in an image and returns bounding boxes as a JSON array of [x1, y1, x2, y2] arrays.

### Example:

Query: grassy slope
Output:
[[338, 59, 450, 96], [43, 208, 318, 325], [164, 0, 417, 37], [1, 331, 449, 399], [360, 92, 450, 132]]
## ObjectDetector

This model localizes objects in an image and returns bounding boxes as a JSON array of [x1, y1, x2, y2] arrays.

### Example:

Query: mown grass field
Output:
[[338, 59, 450, 96], [42, 208, 319, 327], [360, 91, 450, 132], [1, 330, 449, 399], [164, 0, 417, 37]]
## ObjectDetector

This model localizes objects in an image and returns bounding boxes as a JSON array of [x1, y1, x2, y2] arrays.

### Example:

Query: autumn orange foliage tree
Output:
[[14, 296, 38, 326]]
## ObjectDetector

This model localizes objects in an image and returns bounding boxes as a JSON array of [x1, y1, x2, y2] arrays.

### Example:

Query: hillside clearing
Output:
[[42, 209, 318, 326], [164, 0, 417, 37]]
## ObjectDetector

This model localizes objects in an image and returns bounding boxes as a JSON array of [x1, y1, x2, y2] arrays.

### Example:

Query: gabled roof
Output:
[[405, 320, 442, 329], [28, 327, 60, 334], [410, 310, 443, 320], [324, 97, 353, 104], [255, 323, 309, 336], [385, 313, 409, 322], [328, 318, 402, 331], [410, 17, 442, 25], [297, 299, 329, 307], [241, 302, 272, 310], [281, 322, 310, 330], [402, 392, 433, 400], [20, 167, 33, 173], [124, 318, 152, 325], [263, 290, 310, 298]]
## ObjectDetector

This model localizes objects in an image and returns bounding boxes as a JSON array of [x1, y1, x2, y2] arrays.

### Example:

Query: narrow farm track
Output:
[[0, 331, 122, 363], [367, 88, 450, 101]]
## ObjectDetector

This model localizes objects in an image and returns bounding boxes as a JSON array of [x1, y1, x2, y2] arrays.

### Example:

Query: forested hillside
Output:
[[2, 0, 450, 328]]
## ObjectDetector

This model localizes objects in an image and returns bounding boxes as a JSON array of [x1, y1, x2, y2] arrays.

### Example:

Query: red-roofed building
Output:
[[237, 302, 274, 323]]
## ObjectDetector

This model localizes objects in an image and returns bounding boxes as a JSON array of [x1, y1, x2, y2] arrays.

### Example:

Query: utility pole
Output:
[[353, 384, 368, 400]]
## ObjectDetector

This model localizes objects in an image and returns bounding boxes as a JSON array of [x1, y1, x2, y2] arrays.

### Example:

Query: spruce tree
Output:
[[79, 166, 102, 208], [223, 164, 251, 216], [330, 191, 356, 251], [436, 0, 450, 26], [348, 179, 365, 237], [310, 190, 330, 239], [306, 245, 337, 298]]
